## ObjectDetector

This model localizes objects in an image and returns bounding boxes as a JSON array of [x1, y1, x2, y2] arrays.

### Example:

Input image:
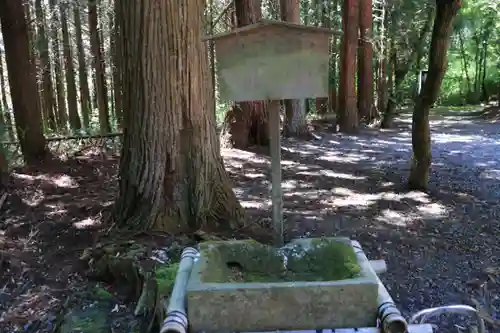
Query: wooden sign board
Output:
[[204, 20, 333, 102]]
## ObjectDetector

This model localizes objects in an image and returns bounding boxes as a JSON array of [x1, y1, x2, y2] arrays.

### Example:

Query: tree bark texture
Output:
[[0, 0, 48, 163], [114, 0, 247, 232], [89, 0, 111, 134], [220, 0, 270, 149], [280, 0, 310, 138], [357, 0, 374, 121], [338, 0, 359, 132], [408, 0, 461, 190]]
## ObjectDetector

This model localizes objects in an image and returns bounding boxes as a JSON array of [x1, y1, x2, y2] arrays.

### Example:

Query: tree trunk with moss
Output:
[[114, 0, 247, 233], [408, 0, 461, 190], [220, 0, 269, 149], [0, 0, 48, 164]]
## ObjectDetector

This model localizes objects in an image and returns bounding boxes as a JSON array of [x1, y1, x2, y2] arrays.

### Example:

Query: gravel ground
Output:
[[224, 112, 500, 333]]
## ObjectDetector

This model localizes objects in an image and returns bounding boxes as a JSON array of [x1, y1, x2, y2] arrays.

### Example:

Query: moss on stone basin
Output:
[[199, 238, 360, 283]]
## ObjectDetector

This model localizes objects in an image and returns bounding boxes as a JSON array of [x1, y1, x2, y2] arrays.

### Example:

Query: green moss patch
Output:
[[199, 238, 360, 283], [156, 262, 179, 296]]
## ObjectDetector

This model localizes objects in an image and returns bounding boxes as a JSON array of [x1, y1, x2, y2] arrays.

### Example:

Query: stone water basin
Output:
[[186, 237, 380, 333]]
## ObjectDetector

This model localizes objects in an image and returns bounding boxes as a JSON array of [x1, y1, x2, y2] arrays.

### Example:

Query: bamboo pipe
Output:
[[160, 247, 199, 333], [351, 240, 408, 333]]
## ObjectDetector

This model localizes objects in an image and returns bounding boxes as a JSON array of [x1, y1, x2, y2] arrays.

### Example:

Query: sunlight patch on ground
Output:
[[21, 189, 45, 207], [244, 172, 266, 179], [375, 210, 416, 226], [432, 133, 484, 143], [479, 169, 500, 180], [12, 173, 79, 189], [73, 217, 101, 229], [294, 169, 365, 180], [317, 152, 373, 163]]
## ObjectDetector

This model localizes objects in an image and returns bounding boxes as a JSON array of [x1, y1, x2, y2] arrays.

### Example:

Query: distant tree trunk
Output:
[[110, 1, 123, 129], [280, 0, 311, 138], [114, 0, 247, 232], [381, 7, 433, 128], [89, 0, 111, 134], [48, 0, 68, 132], [357, 0, 374, 121], [35, 0, 57, 132], [0, 46, 14, 141], [338, 0, 359, 132], [0, 0, 48, 163], [220, 0, 269, 149], [329, 0, 340, 115], [25, 1, 45, 129], [60, 2, 82, 132], [0, 143, 7, 185], [408, 0, 461, 191], [74, 6, 91, 130], [315, 0, 329, 115]]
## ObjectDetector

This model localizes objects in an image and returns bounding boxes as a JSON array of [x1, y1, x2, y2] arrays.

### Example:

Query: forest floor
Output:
[[1, 109, 500, 333]]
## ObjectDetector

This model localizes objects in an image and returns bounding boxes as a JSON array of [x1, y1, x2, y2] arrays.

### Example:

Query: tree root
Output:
[[81, 241, 167, 333]]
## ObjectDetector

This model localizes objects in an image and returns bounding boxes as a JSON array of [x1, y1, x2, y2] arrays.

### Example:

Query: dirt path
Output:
[[225, 112, 500, 332]]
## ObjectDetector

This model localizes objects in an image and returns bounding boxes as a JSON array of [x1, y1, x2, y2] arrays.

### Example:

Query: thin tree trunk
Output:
[[74, 5, 91, 130], [89, 0, 111, 134], [457, 29, 472, 95], [0, 0, 48, 163], [60, 2, 82, 132], [381, 7, 433, 128], [0, 45, 15, 141], [338, 0, 359, 132], [35, 0, 58, 132], [110, 1, 123, 129], [408, 0, 461, 190], [357, 0, 374, 121], [48, 0, 68, 131], [114, 0, 247, 233], [281, 0, 311, 138]]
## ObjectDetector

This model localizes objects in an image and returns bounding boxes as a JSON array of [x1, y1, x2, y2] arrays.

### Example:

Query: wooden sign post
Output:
[[204, 20, 333, 246]]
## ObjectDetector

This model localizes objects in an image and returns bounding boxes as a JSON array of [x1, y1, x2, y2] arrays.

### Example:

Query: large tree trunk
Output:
[[89, 0, 111, 134], [408, 0, 461, 191], [74, 6, 92, 131], [280, 0, 310, 138], [60, 2, 82, 132], [219, 0, 269, 149], [337, 0, 359, 132], [113, 0, 247, 232], [0, 0, 48, 163], [357, 0, 374, 121]]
